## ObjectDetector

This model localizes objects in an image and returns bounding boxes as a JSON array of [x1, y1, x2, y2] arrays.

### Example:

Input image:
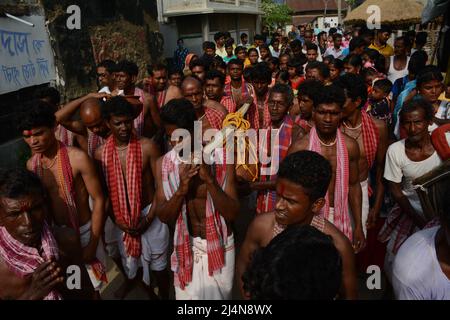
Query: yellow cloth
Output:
[[439, 92, 450, 102], [369, 42, 394, 58]]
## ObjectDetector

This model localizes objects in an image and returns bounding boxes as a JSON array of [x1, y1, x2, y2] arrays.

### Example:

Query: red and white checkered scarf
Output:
[[32, 142, 107, 283], [221, 96, 236, 113], [248, 92, 271, 129], [361, 112, 379, 170], [55, 125, 74, 147], [0, 222, 61, 300], [204, 107, 225, 130], [309, 127, 352, 241], [133, 87, 145, 137], [102, 134, 142, 258], [161, 149, 228, 289], [256, 116, 294, 214], [87, 131, 105, 158], [32, 142, 78, 231]]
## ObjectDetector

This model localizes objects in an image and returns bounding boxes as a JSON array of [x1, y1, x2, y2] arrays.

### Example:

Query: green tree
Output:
[[261, 0, 293, 28]]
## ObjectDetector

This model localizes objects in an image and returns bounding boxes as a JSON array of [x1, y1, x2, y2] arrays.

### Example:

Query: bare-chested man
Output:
[[18, 101, 107, 297], [237, 151, 357, 299], [335, 74, 388, 236], [155, 98, 240, 299], [248, 63, 272, 129], [251, 84, 303, 214], [181, 76, 227, 132], [114, 60, 155, 137], [55, 93, 111, 157], [288, 84, 366, 253], [145, 63, 183, 127], [94, 96, 169, 300], [0, 168, 94, 300]]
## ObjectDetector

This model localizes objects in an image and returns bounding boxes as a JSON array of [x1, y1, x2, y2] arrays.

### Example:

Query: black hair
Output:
[[415, 32, 428, 46], [343, 54, 363, 68], [168, 68, 184, 78], [203, 41, 216, 51], [234, 46, 247, 56], [332, 33, 343, 41], [269, 83, 294, 107], [394, 36, 412, 49], [305, 61, 330, 79], [160, 98, 197, 132], [248, 47, 259, 57], [102, 96, 135, 120], [312, 84, 346, 109], [33, 86, 61, 107], [189, 58, 208, 72], [400, 98, 434, 122], [277, 70, 290, 83], [306, 42, 318, 52], [254, 34, 265, 41], [278, 151, 331, 201], [250, 63, 272, 83], [17, 100, 56, 131], [287, 57, 304, 70], [210, 56, 226, 71], [240, 33, 248, 40], [97, 59, 116, 74], [259, 44, 271, 53], [268, 57, 280, 68], [214, 32, 224, 41], [205, 69, 226, 86], [416, 65, 443, 87], [290, 39, 302, 49], [334, 73, 368, 109], [329, 58, 344, 70], [223, 31, 231, 39], [227, 58, 244, 68], [298, 79, 324, 99], [322, 55, 335, 65], [373, 78, 393, 94], [225, 38, 234, 48], [329, 27, 337, 35], [0, 168, 46, 200], [116, 60, 139, 76], [349, 37, 366, 52], [147, 63, 167, 76], [408, 50, 428, 75], [243, 224, 342, 300], [378, 25, 392, 34], [363, 48, 386, 74]]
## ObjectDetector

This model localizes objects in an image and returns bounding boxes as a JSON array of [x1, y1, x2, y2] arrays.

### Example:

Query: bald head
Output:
[[181, 76, 202, 91], [80, 98, 109, 138], [181, 77, 203, 109], [80, 98, 102, 121]]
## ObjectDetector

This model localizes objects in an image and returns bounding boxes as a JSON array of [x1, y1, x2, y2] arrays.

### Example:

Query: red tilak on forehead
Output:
[[23, 130, 33, 136]]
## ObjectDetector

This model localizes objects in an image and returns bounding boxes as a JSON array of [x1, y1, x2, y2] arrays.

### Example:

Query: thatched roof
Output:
[[344, 0, 425, 26]]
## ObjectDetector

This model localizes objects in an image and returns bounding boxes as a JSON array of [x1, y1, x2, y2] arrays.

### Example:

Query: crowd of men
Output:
[[0, 24, 449, 300]]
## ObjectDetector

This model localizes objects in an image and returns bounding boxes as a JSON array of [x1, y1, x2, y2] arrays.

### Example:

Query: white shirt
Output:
[[393, 226, 450, 300], [323, 46, 345, 59], [384, 140, 442, 216], [387, 56, 410, 84]]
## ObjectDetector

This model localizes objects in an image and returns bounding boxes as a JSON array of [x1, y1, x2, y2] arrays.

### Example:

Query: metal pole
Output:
[[337, 0, 342, 26]]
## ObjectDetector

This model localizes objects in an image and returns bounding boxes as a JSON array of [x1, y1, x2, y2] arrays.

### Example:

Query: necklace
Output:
[[116, 145, 128, 152], [42, 154, 58, 170], [342, 121, 362, 140], [318, 135, 337, 147], [343, 120, 362, 130]]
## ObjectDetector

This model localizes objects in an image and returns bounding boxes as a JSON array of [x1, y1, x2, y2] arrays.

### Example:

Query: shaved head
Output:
[[80, 98, 109, 138], [181, 76, 202, 91], [181, 77, 204, 109]]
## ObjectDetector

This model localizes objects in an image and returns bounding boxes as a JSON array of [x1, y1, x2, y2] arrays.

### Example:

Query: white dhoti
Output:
[[361, 179, 369, 237], [347, 179, 370, 237], [117, 204, 169, 285], [175, 234, 235, 300], [79, 220, 107, 291]]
